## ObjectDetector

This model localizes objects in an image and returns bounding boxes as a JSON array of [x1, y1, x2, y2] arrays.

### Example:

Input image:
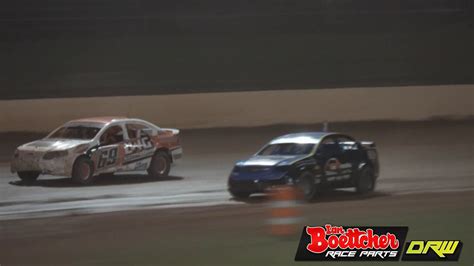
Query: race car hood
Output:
[[236, 155, 310, 167], [18, 139, 91, 152]]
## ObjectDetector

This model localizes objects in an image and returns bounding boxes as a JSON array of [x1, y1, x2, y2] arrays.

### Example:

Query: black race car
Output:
[[228, 132, 379, 201]]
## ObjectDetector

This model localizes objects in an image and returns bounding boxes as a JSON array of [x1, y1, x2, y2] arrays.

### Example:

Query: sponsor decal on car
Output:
[[294, 224, 462, 262], [324, 158, 341, 172], [97, 147, 119, 169]]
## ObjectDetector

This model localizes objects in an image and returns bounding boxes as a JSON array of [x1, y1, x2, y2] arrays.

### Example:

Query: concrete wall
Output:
[[0, 85, 472, 132]]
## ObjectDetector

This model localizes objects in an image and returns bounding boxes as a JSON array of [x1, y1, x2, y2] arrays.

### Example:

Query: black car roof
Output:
[[269, 132, 337, 144]]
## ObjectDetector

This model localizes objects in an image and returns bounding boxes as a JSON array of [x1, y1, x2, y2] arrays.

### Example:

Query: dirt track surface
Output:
[[1, 190, 472, 265], [0, 120, 473, 220]]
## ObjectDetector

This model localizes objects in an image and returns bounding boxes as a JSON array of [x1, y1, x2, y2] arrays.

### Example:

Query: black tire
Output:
[[296, 171, 318, 201], [356, 166, 375, 194], [147, 151, 171, 178], [229, 190, 250, 199], [72, 156, 95, 185], [18, 171, 40, 183]]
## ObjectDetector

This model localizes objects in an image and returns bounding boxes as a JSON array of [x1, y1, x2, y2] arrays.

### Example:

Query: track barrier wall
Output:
[[0, 85, 472, 132]]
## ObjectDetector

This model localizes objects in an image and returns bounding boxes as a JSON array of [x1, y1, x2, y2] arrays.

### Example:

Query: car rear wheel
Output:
[[296, 171, 318, 201], [72, 157, 95, 185], [356, 166, 375, 194], [18, 171, 40, 183], [147, 151, 171, 178]]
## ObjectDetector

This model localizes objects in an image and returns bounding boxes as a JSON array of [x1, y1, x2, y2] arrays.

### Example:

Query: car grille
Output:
[[241, 166, 271, 173], [19, 151, 45, 163]]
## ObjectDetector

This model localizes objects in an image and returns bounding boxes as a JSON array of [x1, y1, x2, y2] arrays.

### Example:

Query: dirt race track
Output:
[[1, 189, 472, 265], [0, 120, 473, 265], [0, 120, 473, 220]]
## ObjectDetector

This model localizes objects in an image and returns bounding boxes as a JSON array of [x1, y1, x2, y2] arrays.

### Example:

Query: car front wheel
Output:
[[72, 156, 95, 185], [18, 171, 40, 183], [296, 171, 318, 201]]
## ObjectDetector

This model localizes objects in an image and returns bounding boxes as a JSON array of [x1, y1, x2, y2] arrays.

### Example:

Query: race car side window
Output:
[[320, 136, 336, 146], [317, 136, 340, 156], [100, 125, 124, 145], [126, 123, 150, 139]]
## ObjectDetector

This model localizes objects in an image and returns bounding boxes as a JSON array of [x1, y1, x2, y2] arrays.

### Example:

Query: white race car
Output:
[[11, 117, 182, 184]]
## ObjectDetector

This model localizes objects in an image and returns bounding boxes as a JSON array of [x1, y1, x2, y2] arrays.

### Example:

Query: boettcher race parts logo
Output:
[[294, 224, 462, 262], [295, 225, 407, 261]]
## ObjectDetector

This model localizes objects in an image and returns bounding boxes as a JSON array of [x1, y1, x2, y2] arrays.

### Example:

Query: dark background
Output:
[[1, 0, 473, 99]]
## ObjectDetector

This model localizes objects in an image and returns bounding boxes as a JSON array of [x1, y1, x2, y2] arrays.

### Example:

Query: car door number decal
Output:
[[325, 158, 341, 172], [98, 148, 118, 169]]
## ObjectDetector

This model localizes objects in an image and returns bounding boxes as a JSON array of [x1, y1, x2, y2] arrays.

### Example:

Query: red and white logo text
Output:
[[295, 225, 408, 261]]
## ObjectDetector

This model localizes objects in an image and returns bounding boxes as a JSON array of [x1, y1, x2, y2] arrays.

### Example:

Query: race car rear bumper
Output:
[[170, 147, 183, 161]]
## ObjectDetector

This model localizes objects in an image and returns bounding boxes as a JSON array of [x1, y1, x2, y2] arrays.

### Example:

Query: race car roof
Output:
[[68, 116, 128, 124], [269, 132, 335, 144]]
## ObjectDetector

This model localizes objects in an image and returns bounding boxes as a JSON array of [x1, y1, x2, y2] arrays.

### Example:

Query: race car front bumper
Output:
[[11, 151, 71, 176], [228, 177, 288, 194]]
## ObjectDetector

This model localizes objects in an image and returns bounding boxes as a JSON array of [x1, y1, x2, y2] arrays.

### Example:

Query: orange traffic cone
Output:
[[268, 185, 302, 236]]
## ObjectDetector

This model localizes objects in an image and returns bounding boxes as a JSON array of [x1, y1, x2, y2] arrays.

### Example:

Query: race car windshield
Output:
[[258, 143, 315, 156], [48, 126, 100, 140]]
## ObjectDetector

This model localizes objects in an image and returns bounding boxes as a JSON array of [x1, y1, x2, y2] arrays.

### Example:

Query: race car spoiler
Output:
[[360, 141, 376, 148], [160, 128, 180, 135]]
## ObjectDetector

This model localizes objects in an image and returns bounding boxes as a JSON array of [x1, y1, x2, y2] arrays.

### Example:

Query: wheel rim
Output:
[[154, 156, 167, 175], [78, 162, 91, 180]]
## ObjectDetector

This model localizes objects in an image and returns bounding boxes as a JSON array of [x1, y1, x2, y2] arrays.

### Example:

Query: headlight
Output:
[[230, 166, 241, 177], [43, 150, 68, 160]]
